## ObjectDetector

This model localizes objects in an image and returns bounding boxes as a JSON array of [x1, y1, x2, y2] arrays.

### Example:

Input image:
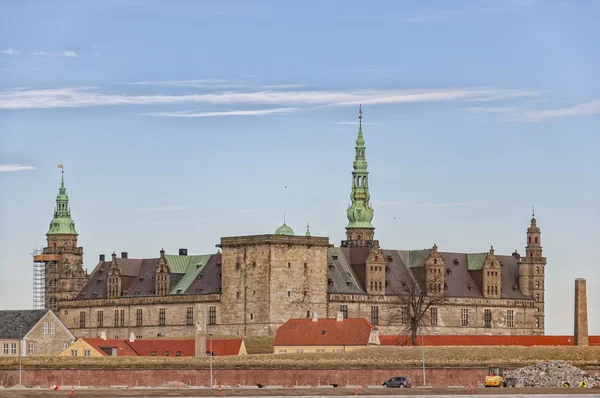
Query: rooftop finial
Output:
[[58, 164, 64, 185], [358, 104, 363, 127], [532, 205, 535, 218]]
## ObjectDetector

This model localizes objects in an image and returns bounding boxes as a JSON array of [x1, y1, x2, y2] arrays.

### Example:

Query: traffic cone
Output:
[[355, 385, 358, 395], [70, 385, 74, 397], [218, 383, 222, 396]]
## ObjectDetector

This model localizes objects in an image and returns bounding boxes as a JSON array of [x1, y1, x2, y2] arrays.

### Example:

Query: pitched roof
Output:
[[81, 338, 139, 356], [76, 253, 221, 299], [118, 338, 243, 357], [0, 310, 50, 339], [274, 317, 376, 346]]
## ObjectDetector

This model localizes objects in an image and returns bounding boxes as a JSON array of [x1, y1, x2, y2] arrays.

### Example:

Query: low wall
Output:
[[379, 335, 600, 346], [1, 367, 599, 389]]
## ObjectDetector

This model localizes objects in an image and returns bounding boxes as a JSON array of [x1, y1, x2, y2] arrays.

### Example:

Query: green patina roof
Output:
[[398, 249, 432, 268], [169, 254, 212, 294], [47, 173, 78, 235], [275, 223, 295, 236], [467, 253, 488, 270], [346, 113, 375, 230]]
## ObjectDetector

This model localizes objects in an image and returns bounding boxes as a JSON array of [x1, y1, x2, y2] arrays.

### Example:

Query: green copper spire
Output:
[[346, 105, 375, 230], [47, 166, 78, 235]]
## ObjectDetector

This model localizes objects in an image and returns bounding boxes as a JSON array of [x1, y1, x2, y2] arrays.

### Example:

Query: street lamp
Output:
[[421, 334, 426, 386], [209, 333, 213, 388], [18, 325, 22, 386]]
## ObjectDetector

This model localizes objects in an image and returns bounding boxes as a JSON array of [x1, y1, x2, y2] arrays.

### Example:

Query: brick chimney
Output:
[[336, 312, 344, 322], [100, 331, 107, 340], [311, 312, 318, 322], [129, 332, 135, 343], [574, 278, 589, 346]]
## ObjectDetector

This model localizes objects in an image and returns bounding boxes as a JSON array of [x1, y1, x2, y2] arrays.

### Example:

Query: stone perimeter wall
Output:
[[1, 367, 599, 388]]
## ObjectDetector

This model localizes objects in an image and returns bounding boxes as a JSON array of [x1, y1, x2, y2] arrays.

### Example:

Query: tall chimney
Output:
[[121, 252, 128, 259], [195, 308, 207, 357], [336, 312, 344, 322], [179, 248, 188, 256], [100, 331, 107, 340], [574, 278, 589, 346], [129, 332, 135, 343], [99, 254, 105, 262], [311, 312, 318, 322]]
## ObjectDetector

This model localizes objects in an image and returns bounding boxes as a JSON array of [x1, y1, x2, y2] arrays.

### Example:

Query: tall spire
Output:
[[47, 165, 77, 235], [345, 105, 375, 242]]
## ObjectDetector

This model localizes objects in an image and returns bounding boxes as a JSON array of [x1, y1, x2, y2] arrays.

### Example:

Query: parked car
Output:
[[382, 376, 412, 388]]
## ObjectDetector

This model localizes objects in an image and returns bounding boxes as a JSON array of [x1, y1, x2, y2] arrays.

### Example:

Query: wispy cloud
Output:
[[239, 209, 255, 213], [0, 48, 19, 56], [0, 164, 36, 172], [31, 50, 78, 57], [0, 86, 536, 110], [128, 79, 307, 90], [132, 206, 188, 211], [401, 15, 449, 23], [140, 107, 298, 118], [329, 122, 379, 125], [373, 200, 475, 208], [464, 100, 600, 122]]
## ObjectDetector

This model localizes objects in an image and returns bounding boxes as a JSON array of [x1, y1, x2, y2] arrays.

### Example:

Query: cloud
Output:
[[464, 100, 600, 122], [0, 87, 537, 110], [373, 200, 475, 208], [239, 209, 255, 213], [140, 107, 298, 118], [132, 206, 188, 211], [329, 122, 379, 125], [0, 164, 36, 172], [0, 48, 19, 56], [517, 100, 600, 122], [401, 15, 449, 23], [31, 50, 78, 57], [128, 79, 307, 90]]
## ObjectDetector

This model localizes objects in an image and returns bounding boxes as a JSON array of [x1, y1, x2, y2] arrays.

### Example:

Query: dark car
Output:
[[382, 377, 412, 388]]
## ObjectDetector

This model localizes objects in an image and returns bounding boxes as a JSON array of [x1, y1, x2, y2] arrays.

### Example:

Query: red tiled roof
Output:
[[82, 338, 139, 356], [274, 318, 376, 346], [126, 338, 243, 357], [379, 335, 600, 347]]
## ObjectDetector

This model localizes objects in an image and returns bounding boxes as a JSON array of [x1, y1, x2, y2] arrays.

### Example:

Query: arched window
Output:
[[528, 237, 531, 243], [535, 280, 539, 288], [535, 237, 538, 243]]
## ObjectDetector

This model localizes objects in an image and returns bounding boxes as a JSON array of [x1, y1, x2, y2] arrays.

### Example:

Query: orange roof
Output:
[[274, 318, 376, 346], [82, 338, 139, 356], [126, 338, 243, 357]]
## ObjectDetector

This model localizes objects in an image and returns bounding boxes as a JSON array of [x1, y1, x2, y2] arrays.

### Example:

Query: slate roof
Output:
[[0, 310, 49, 339], [332, 247, 533, 300], [274, 317, 377, 346], [77, 253, 221, 299]]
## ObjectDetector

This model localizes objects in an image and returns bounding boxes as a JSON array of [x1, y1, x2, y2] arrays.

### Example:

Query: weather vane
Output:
[[359, 104, 363, 126]]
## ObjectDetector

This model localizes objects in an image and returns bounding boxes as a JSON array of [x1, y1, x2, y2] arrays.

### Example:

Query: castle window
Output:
[[484, 309, 492, 328], [136, 309, 143, 327], [507, 310, 514, 328], [186, 307, 194, 325], [339, 305, 348, 319], [370, 266, 373, 271], [306, 311, 311, 318], [536, 267, 539, 274], [97, 310, 104, 328], [120, 310, 125, 327], [79, 311, 86, 328], [236, 291, 240, 299], [304, 263, 307, 268], [287, 291, 291, 297], [535, 293, 539, 301], [159, 308, 166, 326], [535, 318, 540, 328], [288, 262, 291, 268], [430, 307, 438, 326], [28, 342, 34, 355], [114, 310, 119, 326], [434, 259, 437, 264], [461, 308, 469, 326], [535, 280, 539, 288], [370, 281, 373, 290], [250, 313, 253, 320], [379, 281, 382, 290], [528, 237, 531, 243], [253, 262, 256, 267], [208, 306, 216, 325], [253, 290, 256, 296], [535, 237, 538, 243], [370, 306, 379, 325], [235, 262, 240, 271]]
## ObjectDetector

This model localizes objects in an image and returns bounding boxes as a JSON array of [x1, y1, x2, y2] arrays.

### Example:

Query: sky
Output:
[[0, 0, 598, 334]]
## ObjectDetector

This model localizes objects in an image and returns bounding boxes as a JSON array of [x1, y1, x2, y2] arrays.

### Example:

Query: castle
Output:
[[37, 109, 546, 339]]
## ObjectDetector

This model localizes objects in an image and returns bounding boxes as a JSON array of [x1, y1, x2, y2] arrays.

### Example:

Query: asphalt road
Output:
[[0, 387, 599, 397]]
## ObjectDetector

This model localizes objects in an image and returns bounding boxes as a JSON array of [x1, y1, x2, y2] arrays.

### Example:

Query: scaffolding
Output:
[[32, 247, 45, 309]]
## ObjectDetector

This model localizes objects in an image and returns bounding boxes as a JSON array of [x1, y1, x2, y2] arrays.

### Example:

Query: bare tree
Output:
[[386, 268, 447, 346]]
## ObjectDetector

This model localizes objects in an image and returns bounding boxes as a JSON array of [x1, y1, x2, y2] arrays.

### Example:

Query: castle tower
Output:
[[519, 209, 546, 333], [155, 248, 171, 296], [343, 105, 375, 247], [36, 166, 87, 310]]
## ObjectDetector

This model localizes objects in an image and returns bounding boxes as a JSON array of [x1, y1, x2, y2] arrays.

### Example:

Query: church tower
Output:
[[518, 208, 546, 333], [343, 105, 376, 247], [36, 166, 88, 310]]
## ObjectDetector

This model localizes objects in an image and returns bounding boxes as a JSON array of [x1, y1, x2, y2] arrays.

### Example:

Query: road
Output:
[[0, 387, 599, 397]]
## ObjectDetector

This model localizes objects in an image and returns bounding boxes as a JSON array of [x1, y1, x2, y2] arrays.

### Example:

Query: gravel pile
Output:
[[505, 360, 600, 388]]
